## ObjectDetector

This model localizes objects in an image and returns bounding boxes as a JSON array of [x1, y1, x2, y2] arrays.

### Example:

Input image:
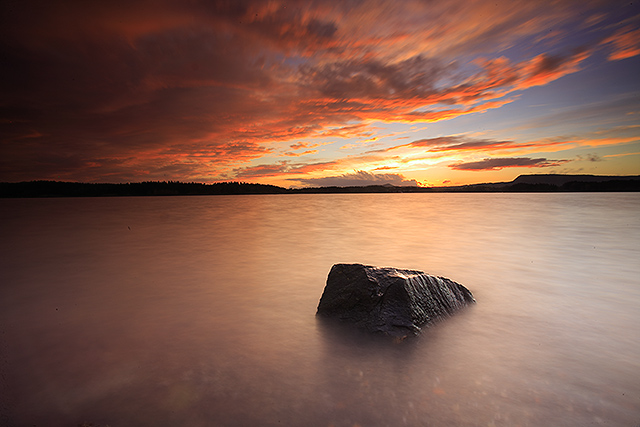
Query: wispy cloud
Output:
[[576, 153, 604, 162], [600, 26, 640, 61], [233, 160, 340, 179], [377, 135, 560, 154], [282, 149, 319, 157], [295, 170, 418, 187], [449, 157, 571, 171]]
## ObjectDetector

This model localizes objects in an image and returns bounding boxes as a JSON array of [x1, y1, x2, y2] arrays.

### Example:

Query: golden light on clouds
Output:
[[1, 0, 638, 186]]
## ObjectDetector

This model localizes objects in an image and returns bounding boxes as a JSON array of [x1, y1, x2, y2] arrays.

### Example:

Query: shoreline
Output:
[[2, 174, 640, 197]]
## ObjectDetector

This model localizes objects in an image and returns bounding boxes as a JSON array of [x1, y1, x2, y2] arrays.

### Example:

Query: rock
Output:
[[316, 263, 475, 337]]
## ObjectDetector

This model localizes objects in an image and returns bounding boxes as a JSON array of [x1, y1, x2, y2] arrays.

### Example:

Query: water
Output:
[[1, 193, 639, 427]]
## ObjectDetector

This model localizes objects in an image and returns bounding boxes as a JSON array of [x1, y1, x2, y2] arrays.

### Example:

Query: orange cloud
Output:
[[604, 151, 640, 158], [471, 49, 591, 95], [319, 123, 375, 138], [289, 142, 324, 150], [601, 26, 640, 61], [515, 50, 591, 89], [283, 149, 319, 157]]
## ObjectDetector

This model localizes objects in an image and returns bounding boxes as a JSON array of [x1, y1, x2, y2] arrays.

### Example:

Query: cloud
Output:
[[375, 129, 640, 159], [449, 157, 571, 171], [516, 49, 591, 89], [232, 162, 292, 179], [0, 0, 636, 182], [469, 48, 591, 95], [233, 160, 340, 178], [282, 149, 319, 157], [377, 135, 550, 154], [289, 142, 322, 150], [319, 123, 376, 138], [296, 45, 592, 126], [575, 152, 604, 162], [603, 151, 640, 158], [296, 170, 418, 187], [600, 26, 640, 61], [300, 55, 451, 100]]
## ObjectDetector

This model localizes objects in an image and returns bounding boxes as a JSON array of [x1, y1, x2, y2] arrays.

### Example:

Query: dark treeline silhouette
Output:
[[0, 180, 287, 197], [1, 175, 639, 197]]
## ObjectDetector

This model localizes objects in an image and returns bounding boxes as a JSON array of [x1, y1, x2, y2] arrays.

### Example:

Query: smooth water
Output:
[[1, 193, 639, 427]]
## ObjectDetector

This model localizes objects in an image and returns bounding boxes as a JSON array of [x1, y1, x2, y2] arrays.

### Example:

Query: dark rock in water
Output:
[[316, 263, 475, 337]]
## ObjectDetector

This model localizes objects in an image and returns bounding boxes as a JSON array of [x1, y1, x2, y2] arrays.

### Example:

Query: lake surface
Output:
[[1, 193, 639, 427]]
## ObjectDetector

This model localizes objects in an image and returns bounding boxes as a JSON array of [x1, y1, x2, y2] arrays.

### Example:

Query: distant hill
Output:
[[504, 174, 640, 192], [511, 174, 640, 186], [438, 174, 640, 192], [1, 174, 639, 197]]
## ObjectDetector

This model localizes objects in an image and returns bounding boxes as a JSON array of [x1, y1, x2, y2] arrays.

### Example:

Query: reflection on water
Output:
[[1, 193, 639, 426]]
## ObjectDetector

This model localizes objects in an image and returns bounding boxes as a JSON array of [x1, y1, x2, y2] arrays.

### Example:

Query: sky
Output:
[[1, 0, 639, 187]]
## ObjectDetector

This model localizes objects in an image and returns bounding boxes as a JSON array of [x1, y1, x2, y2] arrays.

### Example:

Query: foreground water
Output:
[[1, 193, 639, 427]]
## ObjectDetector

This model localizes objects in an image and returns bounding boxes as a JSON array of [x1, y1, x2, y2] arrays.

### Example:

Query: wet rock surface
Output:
[[317, 263, 475, 337]]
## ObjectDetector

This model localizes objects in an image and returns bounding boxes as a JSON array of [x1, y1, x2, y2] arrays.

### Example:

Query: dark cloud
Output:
[[0, 20, 293, 182], [296, 170, 418, 186], [577, 153, 604, 162], [449, 157, 571, 171], [301, 55, 451, 100]]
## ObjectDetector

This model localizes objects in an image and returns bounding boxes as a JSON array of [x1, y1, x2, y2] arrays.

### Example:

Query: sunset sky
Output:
[[1, 0, 639, 187]]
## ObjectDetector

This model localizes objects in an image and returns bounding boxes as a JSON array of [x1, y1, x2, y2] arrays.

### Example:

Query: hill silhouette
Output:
[[1, 174, 639, 197]]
